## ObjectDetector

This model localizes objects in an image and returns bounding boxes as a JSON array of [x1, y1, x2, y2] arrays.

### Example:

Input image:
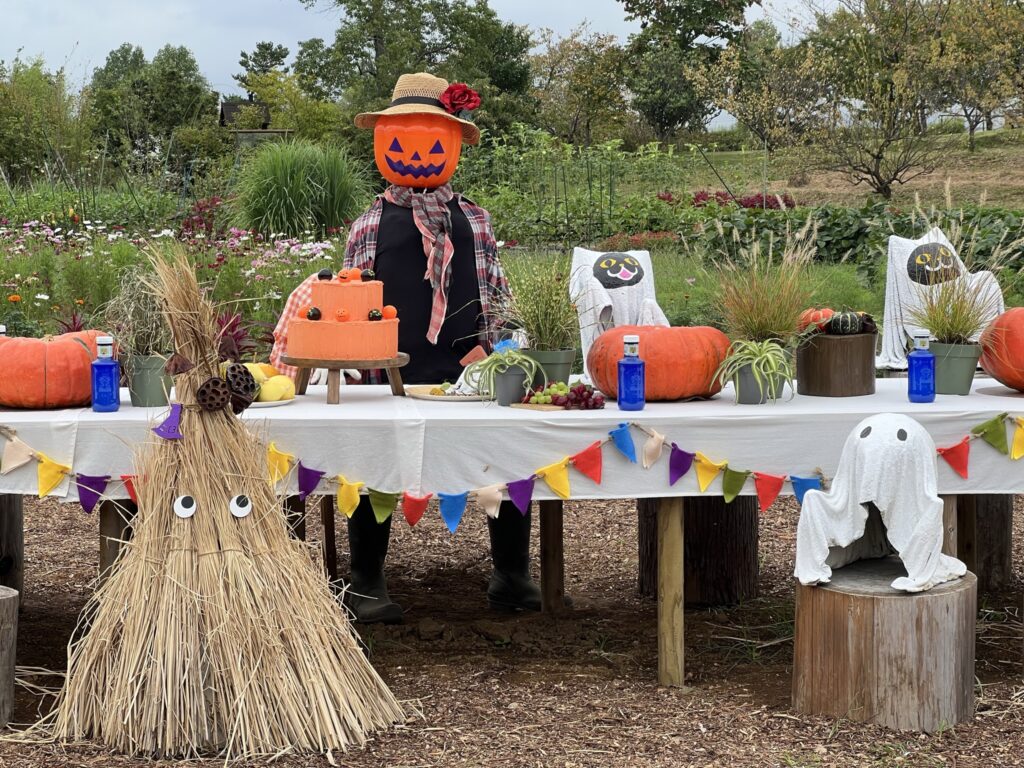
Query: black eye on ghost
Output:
[[592, 253, 645, 289], [907, 243, 960, 285], [859, 425, 908, 441]]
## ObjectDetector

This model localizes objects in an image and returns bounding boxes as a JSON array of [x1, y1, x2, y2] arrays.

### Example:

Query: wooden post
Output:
[[0, 585, 16, 728], [539, 500, 565, 615], [0, 495, 24, 600], [941, 495, 957, 557], [284, 495, 306, 541], [321, 495, 338, 582], [99, 500, 137, 581], [957, 494, 1014, 593], [793, 557, 976, 732], [656, 496, 685, 687]]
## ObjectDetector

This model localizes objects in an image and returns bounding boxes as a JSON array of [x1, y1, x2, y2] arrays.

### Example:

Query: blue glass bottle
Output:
[[91, 335, 120, 412], [617, 334, 645, 411], [908, 331, 935, 403]]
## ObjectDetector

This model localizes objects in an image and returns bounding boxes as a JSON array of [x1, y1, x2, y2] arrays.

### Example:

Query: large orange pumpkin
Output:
[[980, 308, 1024, 391], [0, 331, 105, 408], [374, 113, 462, 188], [587, 325, 730, 401]]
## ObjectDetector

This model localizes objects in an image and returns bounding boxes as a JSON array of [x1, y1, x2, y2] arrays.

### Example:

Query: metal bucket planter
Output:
[[524, 349, 575, 389], [734, 364, 787, 405], [128, 355, 171, 407], [494, 368, 530, 407], [931, 342, 981, 396]]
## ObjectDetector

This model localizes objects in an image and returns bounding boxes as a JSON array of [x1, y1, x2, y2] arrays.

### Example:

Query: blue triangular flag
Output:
[[609, 423, 637, 463], [438, 491, 469, 534], [791, 475, 822, 505]]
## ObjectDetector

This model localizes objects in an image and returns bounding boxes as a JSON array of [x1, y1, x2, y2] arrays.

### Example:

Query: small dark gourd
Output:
[[196, 377, 231, 411], [361, 269, 376, 282], [368, 309, 384, 321], [317, 268, 334, 281], [828, 310, 863, 335], [306, 307, 322, 321]]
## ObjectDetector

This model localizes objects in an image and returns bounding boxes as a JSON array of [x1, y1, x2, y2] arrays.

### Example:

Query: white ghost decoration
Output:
[[794, 413, 967, 592]]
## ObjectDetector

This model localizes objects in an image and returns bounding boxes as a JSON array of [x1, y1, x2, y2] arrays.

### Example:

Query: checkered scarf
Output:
[[384, 183, 455, 344]]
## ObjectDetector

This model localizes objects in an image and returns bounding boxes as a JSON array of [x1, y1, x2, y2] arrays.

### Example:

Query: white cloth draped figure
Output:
[[570, 247, 669, 378], [877, 227, 1004, 369], [794, 413, 967, 592]]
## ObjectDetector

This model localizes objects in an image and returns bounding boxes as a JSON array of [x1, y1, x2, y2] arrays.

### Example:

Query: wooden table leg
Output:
[[326, 369, 341, 404], [386, 366, 406, 396], [321, 495, 337, 582], [657, 496, 685, 687], [940, 494, 958, 557], [539, 499, 565, 615], [284, 495, 306, 541], [99, 499, 137, 582], [295, 367, 311, 395], [0, 495, 24, 602]]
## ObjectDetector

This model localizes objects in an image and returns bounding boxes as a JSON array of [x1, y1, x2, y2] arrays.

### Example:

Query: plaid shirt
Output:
[[271, 192, 508, 381]]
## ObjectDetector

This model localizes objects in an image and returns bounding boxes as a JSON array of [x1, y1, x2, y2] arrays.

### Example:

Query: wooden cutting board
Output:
[[509, 403, 564, 412]]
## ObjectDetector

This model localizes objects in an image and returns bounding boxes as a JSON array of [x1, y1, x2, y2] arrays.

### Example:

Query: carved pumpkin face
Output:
[[374, 114, 462, 188]]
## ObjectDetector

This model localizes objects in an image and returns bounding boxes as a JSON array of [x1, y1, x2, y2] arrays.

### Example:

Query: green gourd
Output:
[[828, 310, 863, 335]]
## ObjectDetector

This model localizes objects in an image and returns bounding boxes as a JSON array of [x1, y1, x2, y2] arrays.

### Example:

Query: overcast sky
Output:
[[1, 0, 817, 95]]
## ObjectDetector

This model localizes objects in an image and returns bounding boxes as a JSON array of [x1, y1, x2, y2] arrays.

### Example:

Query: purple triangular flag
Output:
[[506, 477, 535, 515], [152, 403, 183, 440], [76, 474, 110, 514], [297, 461, 326, 501], [669, 443, 695, 486]]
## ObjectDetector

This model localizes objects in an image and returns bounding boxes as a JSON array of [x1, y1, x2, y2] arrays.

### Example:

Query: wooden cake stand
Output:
[[281, 353, 410, 404]]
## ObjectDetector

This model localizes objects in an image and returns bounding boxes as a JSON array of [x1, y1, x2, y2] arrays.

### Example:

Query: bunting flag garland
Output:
[[668, 443, 695, 486], [296, 461, 326, 501], [642, 429, 665, 470], [402, 492, 432, 526], [507, 477, 535, 515], [972, 413, 1009, 456], [609, 423, 637, 463], [570, 441, 603, 485], [536, 458, 571, 500], [722, 467, 751, 504], [336, 475, 365, 518], [753, 472, 786, 513], [472, 485, 504, 519], [1012, 417, 1024, 461], [75, 474, 110, 514], [152, 403, 183, 440], [694, 452, 726, 493], [36, 451, 71, 498], [120, 474, 139, 504], [791, 475, 822, 505], [937, 436, 971, 479], [368, 489, 400, 524], [267, 442, 294, 484], [1, 437, 35, 475], [439, 492, 468, 533]]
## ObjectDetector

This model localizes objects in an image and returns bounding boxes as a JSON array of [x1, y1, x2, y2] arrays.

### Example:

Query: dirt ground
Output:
[[1, 494, 1022, 768]]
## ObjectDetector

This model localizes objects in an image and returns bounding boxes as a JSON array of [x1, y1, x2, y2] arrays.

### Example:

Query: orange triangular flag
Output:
[[570, 441, 603, 485], [752, 472, 786, 513], [937, 436, 970, 479], [120, 474, 139, 504]]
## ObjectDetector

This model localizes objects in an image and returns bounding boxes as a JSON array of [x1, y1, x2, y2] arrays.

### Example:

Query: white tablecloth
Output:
[[2, 379, 1022, 502]]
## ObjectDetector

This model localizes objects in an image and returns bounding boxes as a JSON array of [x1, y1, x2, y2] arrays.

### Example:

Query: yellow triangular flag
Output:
[[694, 452, 727, 493], [536, 458, 571, 500], [473, 484, 505, 519], [36, 451, 70, 498], [642, 429, 665, 470], [267, 442, 294, 484], [1012, 417, 1024, 461], [1, 436, 35, 475], [336, 475, 365, 518]]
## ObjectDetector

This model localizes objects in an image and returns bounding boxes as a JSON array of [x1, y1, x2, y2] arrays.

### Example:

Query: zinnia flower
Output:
[[7, 294, 21, 303]]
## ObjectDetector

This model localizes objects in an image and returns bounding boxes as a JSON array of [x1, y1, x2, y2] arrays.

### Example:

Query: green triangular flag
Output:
[[367, 488, 400, 524], [971, 413, 1009, 456], [721, 467, 751, 504]]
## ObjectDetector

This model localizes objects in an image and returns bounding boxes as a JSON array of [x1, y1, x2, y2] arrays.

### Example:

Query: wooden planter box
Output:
[[796, 333, 877, 397]]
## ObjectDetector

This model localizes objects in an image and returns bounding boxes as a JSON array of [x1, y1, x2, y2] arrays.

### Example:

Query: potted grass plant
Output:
[[908, 275, 1003, 395], [463, 340, 546, 406], [715, 339, 795, 404], [492, 252, 579, 388], [99, 267, 174, 406]]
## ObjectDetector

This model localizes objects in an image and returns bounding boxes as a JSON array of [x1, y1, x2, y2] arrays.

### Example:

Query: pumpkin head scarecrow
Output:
[[271, 73, 549, 622]]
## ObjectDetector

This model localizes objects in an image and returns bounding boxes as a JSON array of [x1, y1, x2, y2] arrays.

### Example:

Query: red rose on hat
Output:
[[440, 83, 481, 116]]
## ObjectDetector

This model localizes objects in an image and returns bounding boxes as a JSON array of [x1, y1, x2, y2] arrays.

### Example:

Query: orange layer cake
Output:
[[311, 280, 382, 321], [287, 318, 399, 360]]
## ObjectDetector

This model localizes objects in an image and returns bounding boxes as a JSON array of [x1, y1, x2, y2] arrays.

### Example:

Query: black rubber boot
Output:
[[345, 498, 404, 624], [487, 502, 542, 612]]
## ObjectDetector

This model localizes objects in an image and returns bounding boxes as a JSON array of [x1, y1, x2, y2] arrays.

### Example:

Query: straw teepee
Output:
[[45, 247, 404, 758]]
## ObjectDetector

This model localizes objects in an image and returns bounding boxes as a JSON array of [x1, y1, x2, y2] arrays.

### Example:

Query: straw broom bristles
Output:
[[39, 245, 404, 758]]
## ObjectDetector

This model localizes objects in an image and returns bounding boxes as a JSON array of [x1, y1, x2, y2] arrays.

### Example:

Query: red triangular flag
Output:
[[570, 440, 603, 485], [937, 436, 970, 479], [402, 492, 432, 527], [752, 472, 786, 513], [120, 474, 138, 504]]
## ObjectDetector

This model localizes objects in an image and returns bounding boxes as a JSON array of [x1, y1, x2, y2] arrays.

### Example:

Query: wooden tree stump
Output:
[[793, 557, 976, 733], [638, 496, 759, 606], [0, 495, 24, 601], [0, 585, 17, 728]]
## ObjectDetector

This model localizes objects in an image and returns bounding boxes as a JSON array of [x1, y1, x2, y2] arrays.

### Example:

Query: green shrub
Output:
[[231, 140, 370, 237], [928, 117, 967, 135]]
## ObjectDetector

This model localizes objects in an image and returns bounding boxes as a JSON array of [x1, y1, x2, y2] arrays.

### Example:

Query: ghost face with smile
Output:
[[373, 113, 463, 189], [592, 253, 645, 289]]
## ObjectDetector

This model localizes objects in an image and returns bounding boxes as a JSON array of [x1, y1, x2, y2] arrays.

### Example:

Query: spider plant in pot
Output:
[[492, 252, 580, 388], [715, 339, 796, 404], [907, 272, 1003, 395], [99, 267, 174, 406], [463, 339, 546, 406]]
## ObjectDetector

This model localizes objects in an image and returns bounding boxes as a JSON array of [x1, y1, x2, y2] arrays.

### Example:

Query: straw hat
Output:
[[355, 72, 481, 145]]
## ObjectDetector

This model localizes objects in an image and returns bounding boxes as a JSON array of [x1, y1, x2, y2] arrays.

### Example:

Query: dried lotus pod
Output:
[[196, 377, 231, 411], [230, 390, 254, 415], [225, 363, 259, 399]]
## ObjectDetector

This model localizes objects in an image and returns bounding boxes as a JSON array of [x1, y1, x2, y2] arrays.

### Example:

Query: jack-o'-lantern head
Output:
[[355, 72, 481, 189]]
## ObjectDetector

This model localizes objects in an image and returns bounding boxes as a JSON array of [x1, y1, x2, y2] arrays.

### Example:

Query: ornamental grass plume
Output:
[[38, 244, 403, 759], [494, 251, 580, 351]]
